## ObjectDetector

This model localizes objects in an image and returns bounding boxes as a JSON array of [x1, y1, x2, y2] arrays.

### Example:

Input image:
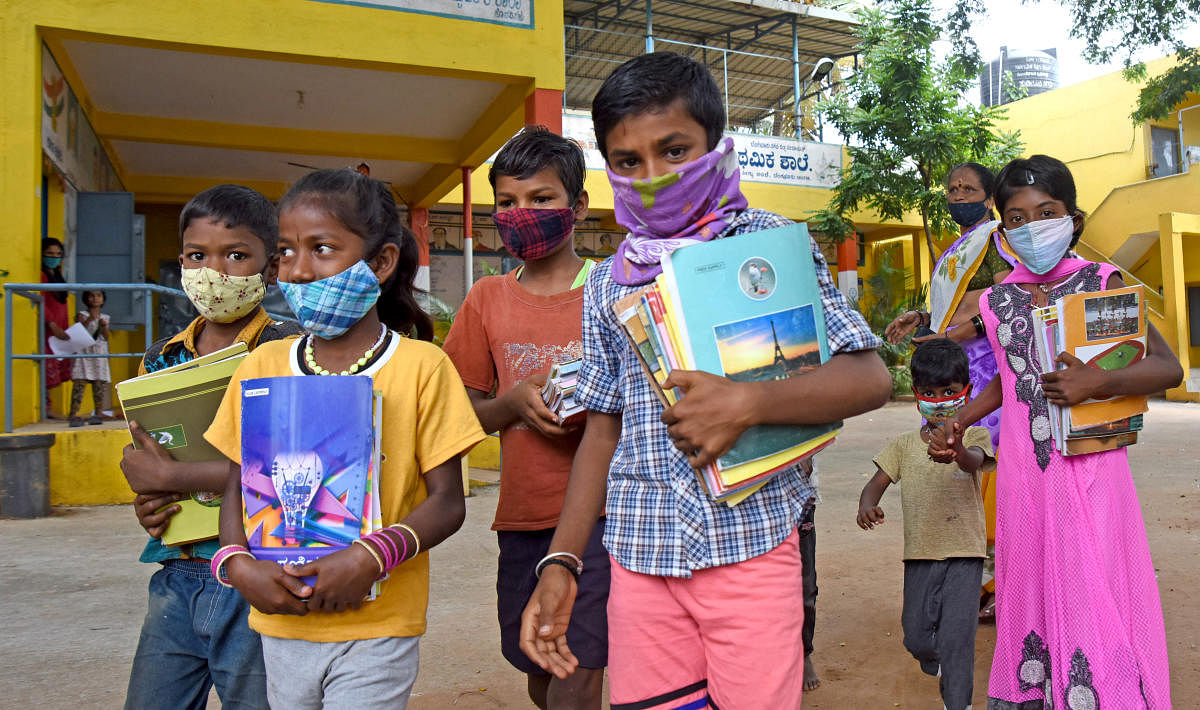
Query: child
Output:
[[931, 155, 1182, 708], [856, 339, 994, 710], [120, 184, 302, 709], [443, 126, 609, 710], [205, 169, 486, 708], [68, 289, 110, 426], [519, 52, 892, 708]]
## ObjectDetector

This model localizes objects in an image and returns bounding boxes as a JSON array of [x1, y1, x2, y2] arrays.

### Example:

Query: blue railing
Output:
[[3, 282, 186, 432]]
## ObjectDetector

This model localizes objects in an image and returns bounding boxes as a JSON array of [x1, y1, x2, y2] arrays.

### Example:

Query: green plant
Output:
[[418, 292, 458, 346], [860, 249, 927, 397]]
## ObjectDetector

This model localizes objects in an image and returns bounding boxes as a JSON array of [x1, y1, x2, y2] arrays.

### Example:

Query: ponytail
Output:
[[378, 223, 434, 341]]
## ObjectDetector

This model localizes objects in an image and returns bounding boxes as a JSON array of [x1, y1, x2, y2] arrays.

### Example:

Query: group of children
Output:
[[111, 50, 1179, 710]]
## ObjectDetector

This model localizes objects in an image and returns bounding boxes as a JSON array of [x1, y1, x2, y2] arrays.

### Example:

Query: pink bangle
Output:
[[210, 544, 253, 588]]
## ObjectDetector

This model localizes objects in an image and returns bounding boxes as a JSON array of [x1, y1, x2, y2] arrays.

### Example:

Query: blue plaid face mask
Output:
[[279, 260, 381, 339]]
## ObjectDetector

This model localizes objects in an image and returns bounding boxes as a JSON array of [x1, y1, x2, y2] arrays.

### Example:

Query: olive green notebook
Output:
[[116, 342, 248, 546]]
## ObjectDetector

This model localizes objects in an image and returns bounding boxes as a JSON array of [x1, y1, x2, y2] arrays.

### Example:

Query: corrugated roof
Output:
[[564, 0, 861, 128]]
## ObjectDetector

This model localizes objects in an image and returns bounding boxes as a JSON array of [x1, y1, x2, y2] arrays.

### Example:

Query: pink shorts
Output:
[[608, 531, 806, 709]]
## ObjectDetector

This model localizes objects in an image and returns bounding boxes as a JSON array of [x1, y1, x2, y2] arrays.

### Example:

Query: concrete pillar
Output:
[[1159, 212, 1197, 401], [408, 207, 432, 293], [524, 89, 563, 135]]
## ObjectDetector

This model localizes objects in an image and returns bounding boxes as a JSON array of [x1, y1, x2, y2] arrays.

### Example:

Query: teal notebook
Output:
[[660, 222, 841, 469]]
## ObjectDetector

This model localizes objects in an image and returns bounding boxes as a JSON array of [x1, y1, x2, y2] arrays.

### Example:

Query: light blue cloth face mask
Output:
[[1003, 215, 1075, 275]]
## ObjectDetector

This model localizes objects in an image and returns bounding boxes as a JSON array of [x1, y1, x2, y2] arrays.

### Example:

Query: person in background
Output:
[[40, 237, 72, 418], [68, 289, 110, 426]]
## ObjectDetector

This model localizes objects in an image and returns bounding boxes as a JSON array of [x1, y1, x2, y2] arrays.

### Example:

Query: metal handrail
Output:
[[3, 282, 188, 432]]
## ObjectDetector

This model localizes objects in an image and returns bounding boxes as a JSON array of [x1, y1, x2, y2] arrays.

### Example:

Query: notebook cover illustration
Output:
[[239, 376, 375, 569], [661, 222, 840, 470], [1056, 285, 1148, 429]]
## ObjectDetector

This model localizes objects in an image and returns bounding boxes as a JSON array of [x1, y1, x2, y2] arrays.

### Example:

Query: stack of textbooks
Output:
[[1032, 284, 1148, 455], [117, 342, 249, 546], [541, 358, 587, 426], [239, 376, 383, 596], [613, 223, 840, 505]]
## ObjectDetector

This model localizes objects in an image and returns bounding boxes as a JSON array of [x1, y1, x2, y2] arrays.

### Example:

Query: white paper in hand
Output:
[[49, 322, 97, 355]]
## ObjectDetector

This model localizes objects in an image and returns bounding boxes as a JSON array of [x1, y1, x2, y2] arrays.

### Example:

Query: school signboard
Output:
[[560, 111, 843, 189], [312, 0, 533, 28]]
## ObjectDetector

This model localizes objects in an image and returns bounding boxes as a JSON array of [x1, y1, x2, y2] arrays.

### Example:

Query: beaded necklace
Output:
[[304, 324, 387, 376]]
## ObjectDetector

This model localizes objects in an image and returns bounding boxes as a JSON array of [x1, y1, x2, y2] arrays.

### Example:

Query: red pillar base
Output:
[[525, 89, 563, 134], [408, 206, 431, 292]]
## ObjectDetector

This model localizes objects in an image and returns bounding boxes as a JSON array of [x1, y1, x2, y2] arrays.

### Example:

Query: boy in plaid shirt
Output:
[[519, 52, 891, 709]]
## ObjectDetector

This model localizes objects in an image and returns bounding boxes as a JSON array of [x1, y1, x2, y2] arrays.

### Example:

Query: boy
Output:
[[856, 338, 994, 710], [443, 127, 608, 710], [520, 52, 892, 708], [119, 184, 301, 709]]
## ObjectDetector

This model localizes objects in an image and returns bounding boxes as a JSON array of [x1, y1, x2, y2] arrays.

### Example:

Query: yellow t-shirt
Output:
[[204, 333, 486, 642], [873, 426, 995, 561]]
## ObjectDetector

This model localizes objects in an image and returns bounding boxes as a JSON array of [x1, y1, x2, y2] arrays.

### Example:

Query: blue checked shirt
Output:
[[577, 208, 882, 578]]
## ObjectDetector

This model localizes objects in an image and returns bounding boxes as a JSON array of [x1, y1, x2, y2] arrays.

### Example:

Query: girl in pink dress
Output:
[[932, 155, 1182, 709]]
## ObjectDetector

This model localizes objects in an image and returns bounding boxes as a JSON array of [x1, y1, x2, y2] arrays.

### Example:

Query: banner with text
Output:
[[313, 0, 532, 28]]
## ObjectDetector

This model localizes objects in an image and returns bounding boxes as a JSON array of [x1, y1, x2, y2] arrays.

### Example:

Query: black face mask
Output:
[[947, 200, 990, 228]]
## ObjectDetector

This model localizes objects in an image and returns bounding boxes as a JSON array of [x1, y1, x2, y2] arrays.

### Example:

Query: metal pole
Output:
[[792, 17, 801, 140], [645, 0, 654, 53], [144, 285, 154, 350], [462, 166, 474, 302], [723, 49, 730, 129], [1179, 105, 1198, 173], [5, 292, 13, 432]]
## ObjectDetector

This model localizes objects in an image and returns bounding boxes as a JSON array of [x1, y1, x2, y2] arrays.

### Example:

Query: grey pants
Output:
[[261, 635, 419, 710], [902, 557, 983, 710]]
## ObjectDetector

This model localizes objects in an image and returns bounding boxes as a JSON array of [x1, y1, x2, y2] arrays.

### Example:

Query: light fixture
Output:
[[810, 57, 835, 83]]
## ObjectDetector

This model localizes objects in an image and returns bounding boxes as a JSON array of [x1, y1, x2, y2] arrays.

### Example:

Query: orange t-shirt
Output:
[[443, 270, 585, 531]]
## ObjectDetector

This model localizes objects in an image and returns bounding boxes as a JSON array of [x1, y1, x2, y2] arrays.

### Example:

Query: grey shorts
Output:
[[260, 634, 420, 710]]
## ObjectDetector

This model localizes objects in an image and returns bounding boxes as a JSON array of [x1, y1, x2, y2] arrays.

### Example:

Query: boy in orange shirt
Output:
[[443, 126, 607, 710]]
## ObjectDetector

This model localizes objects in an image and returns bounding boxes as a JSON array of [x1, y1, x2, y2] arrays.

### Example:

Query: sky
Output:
[[941, 0, 1200, 91]]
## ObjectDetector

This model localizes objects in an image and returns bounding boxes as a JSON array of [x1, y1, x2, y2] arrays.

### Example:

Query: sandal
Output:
[[68, 416, 85, 427], [979, 592, 996, 622]]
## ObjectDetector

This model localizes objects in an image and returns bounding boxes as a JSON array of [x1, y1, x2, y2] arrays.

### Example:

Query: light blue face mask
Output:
[[1003, 215, 1075, 275], [279, 260, 381, 339]]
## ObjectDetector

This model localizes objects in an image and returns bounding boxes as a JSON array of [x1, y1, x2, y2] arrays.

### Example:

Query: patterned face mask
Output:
[[608, 137, 748, 285], [278, 260, 381, 340], [914, 384, 972, 423], [180, 266, 265, 323], [493, 208, 576, 261]]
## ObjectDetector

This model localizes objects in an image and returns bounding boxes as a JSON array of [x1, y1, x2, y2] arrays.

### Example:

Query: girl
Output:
[[40, 237, 73, 418], [204, 169, 485, 708], [934, 155, 1181, 709], [68, 289, 110, 426]]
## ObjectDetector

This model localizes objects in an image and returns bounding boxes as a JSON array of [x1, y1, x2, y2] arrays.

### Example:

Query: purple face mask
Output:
[[609, 137, 748, 285]]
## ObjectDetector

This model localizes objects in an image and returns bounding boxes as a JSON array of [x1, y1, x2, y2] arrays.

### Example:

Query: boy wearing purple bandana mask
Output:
[[443, 127, 610, 710], [519, 52, 892, 709]]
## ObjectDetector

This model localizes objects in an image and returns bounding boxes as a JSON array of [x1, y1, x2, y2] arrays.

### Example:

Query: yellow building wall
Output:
[[2, 0, 566, 428]]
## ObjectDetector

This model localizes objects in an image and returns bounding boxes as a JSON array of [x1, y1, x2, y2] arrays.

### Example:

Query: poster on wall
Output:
[[41, 45, 122, 193], [311, 0, 532, 28], [559, 111, 843, 189]]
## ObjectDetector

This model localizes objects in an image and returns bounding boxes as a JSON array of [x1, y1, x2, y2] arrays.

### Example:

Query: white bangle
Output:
[[535, 551, 583, 578]]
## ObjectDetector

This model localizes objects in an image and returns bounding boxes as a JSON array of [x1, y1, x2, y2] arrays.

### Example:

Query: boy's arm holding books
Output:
[[465, 378, 572, 438], [661, 349, 891, 469], [121, 421, 232, 535]]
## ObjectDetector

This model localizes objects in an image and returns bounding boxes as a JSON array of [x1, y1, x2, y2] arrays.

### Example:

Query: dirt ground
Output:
[[0, 400, 1195, 709]]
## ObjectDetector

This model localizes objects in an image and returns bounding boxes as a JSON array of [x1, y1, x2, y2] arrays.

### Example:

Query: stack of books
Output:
[[1032, 284, 1148, 455], [541, 358, 586, 426], [239, 376, 383, 596], [613, 222, 840, 505], [117, 342, 250, 546]]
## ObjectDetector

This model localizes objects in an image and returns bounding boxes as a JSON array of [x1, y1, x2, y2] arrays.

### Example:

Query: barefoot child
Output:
[[857, 339, 994, 710], [121, 184, 301, 709], [69, 289, 110, 426], [443, 127, 609, 710], [206, 169, 485, 708], [931, 155, 1182, 708], [519, 52, 892, 708]]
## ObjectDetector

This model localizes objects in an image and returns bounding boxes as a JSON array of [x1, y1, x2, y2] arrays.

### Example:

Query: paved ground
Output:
[[1, 400, 1196, 708]]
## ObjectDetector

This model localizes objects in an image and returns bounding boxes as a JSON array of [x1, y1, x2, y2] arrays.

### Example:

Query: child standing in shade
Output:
[[857, 338, 994, 710], [207, 169, 485, 709], [444, 126, 608, 710], [69, 289, 111, 426], [519, 52, 892, 709]]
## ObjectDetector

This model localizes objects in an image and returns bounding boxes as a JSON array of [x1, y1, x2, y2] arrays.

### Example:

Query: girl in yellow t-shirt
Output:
[[205, 169, 485, 709]]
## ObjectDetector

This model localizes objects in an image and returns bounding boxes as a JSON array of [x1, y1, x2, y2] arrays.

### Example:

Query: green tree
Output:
[[811, 0, 1023, 262], [1058, 0, 1200, 121]]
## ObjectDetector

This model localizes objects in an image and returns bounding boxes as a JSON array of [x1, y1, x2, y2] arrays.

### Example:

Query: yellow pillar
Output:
[[1, 11, 48, 428], [912, 231, 934, 309], [1158, 212, 1198, 402]]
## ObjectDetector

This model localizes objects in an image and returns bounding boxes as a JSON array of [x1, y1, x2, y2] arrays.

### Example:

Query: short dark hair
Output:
[[910, 339, 970, 389], [994, 155, 1083, 240], [179, 184, 279, 255], [946, 162, 996, 198], [591, 51, 725, 160], [489, 126, 586, 203]]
